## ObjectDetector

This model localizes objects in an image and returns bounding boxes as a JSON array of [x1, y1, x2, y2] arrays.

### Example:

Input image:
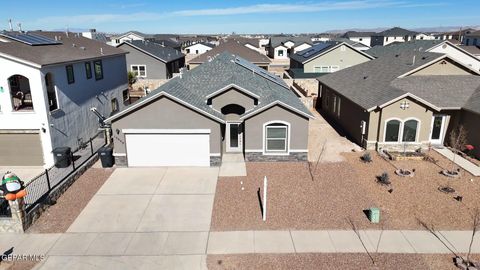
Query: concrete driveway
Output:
[[36, 167, 218, 270]]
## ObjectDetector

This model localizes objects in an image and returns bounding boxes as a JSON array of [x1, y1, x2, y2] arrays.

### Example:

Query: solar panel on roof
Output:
[[299, 42, 335, 58], [0, 32, 61, 46], [234, 57, 289, 89]]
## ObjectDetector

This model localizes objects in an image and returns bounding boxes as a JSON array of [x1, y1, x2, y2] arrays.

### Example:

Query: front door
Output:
[[226, 122, 242, 152], [430, 115, 446, 145]]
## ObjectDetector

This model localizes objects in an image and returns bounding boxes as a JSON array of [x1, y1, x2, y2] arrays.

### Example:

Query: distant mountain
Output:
[[325, 25, 480, 34]]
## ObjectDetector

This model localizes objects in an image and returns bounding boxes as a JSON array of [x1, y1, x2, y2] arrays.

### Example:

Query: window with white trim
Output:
[[278, 50, 284, 56], [265, 123, 288, 153], [131, 65, 146, 77], [314, 66, 339, 73], [385, 120, 401, 142], [402, 119, 418, 142]]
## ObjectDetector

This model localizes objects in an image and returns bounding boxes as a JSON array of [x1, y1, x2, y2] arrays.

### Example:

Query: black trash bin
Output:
[[98, 146, 114, 168], [53, 147, 71, 168]]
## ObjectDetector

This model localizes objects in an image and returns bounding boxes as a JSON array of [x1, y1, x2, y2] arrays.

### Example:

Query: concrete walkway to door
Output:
[[219, 153, 247, 177]]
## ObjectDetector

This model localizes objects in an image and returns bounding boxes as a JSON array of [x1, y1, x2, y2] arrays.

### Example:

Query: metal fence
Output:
[[0, 131, 107, 214]]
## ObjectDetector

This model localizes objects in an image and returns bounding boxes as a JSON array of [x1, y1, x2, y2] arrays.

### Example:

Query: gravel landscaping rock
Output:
[[27, 168, 114, 233], [207, 254, 480, 270], [211, 151, 480, 231]]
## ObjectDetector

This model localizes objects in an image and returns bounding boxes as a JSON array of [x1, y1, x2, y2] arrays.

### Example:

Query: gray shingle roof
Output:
[[342, 31, 376, 38], [375, 27, 417, 37], [366, 40, 446, 58], [109, 52, 312, 122], [269, 36, 313, 48], [0, 31, 126, 66], [189, 40, 270, 64], [119, 40, 184, 63], [318, 52, 480, 111], [464, 87, 480, 114]]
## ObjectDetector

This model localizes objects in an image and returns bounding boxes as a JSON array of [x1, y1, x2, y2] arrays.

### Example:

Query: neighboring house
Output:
[[434, 28, 476, 42], [464, 30, 480, 46], [184, 42, 214, 55], [316, 52, 480, 158], [267, 36, 313, 59], [105, 53, 313, 167], [109, 30, 154, 46], [415, 33, 436, 40], [289, 41, 373, 78], [155, 39, 182, 51], [178, 35, 218, 48], [370, 27, 417, 47], [341, 31, 375, 47], [188, 40, 271, 70], [0, 31, 128, 167], [367, 40, 480, 71], [336, 38, 371, 51], [81, 29, 109, 43], [117, 40, 185, 80], [311, 33, 332, 42]]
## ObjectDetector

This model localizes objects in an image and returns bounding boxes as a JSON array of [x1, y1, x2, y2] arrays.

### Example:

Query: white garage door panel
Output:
[[126, 133, 210, 167]]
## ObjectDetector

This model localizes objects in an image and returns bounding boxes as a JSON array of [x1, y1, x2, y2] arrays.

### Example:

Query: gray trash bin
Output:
[[98, 146, 114, 168], [53, 147, 71, 168]]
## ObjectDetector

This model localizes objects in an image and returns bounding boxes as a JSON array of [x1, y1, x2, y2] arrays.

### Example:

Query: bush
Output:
[[377, 172, 391, 185], [361, 152, 372, 163]]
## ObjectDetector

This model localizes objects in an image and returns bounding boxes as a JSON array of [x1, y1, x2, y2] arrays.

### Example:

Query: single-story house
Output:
[[117, 40, 185, 80], [317, 52, 480, 158], [267, 36, 313, 59], [367, 40, 480, 71], [106, 52, 313, 167], [188, 40, 271, 70], [289, 41, 374, 78], [184, 42, 214, 55]]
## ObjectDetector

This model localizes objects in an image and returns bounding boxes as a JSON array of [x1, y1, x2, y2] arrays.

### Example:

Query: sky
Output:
[[1, 0, 479, 34]]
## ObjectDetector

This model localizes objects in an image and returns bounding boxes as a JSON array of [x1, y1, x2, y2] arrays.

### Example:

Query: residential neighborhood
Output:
[[0, 1, 480, 269]]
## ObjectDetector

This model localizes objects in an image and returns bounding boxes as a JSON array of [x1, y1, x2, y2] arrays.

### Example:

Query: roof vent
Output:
[[100, 47, 104, 55], [72, 43, 76, 47], [395, 54, 400, 57], [80, 46, 86, 50], [363, 76, 368, 80]]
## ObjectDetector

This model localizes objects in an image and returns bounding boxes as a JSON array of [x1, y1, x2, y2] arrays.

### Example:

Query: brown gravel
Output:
[[211, 151, 480, 231], [0, 261, 39, 270], [27, 167, 114, 233], [207, 253, 480, 270]]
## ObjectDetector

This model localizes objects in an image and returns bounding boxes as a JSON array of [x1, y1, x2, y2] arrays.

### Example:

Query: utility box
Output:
[[98, 146, 114, 168], [53, 147, 71, 168], [369, 208, 380, 223]]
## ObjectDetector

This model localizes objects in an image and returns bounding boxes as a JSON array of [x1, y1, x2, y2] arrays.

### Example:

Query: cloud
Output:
[[171, 0, 441, 16], [34, 12, 161, 26]]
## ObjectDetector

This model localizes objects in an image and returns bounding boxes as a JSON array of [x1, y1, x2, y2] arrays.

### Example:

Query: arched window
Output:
[[8, 75, 33, 111], [264, 122, 289, 153], [402, 119, 418, 142], [385, 120, 401, 142]]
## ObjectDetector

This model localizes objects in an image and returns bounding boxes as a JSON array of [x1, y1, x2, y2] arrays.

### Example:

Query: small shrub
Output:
[[377, 172, 391, 186], [361, 152, 372, 163]]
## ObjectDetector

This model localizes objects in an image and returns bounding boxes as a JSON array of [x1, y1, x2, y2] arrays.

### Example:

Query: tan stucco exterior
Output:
[[410, 58, 476, 76], [111, 96, 222, 154], [301, 45, 371, 73], [244, 105, 309, 151], [211, 88, 256, 112]]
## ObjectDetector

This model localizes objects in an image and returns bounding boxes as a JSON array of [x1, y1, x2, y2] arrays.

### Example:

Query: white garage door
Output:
[[125, 129, 210, 167]]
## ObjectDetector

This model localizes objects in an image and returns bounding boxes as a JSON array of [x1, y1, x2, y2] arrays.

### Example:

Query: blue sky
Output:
[[1, 0, 479, 34]]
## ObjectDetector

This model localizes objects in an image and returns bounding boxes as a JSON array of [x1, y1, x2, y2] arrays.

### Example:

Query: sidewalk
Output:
[[434, 148, 480, 177], [219, 153, 247, 177]]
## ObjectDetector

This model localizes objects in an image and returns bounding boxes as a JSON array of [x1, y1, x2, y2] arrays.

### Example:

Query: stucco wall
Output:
[[429, 44, 480, 71], [243, 105, 309, 151], [411, 58, 475, 76], [303, 45, 371, 72], [119, 43, 168, 79], [211, 88, 256, 112], [42, 55, 128, 156], [318, 84, 369, 145], [111, 96, 222, 154], [376, 97, 434, 144]]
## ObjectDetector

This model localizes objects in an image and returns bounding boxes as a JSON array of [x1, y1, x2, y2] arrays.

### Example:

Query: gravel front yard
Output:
[[211, 151, 480, 231], [207, 253, 480, 270], [27, 167, 114, 233]]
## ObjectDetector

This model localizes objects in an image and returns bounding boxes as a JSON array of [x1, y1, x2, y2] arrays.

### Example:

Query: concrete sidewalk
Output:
[[219, 153, 247, 177], [434, 148, 480, 177]]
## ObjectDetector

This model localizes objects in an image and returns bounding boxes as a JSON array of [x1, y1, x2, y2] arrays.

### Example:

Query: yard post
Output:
[[263, 176, 267, 222], [90, 137, 94, 155], [71, 152, 76, 171], [45, 169, 51, 191]]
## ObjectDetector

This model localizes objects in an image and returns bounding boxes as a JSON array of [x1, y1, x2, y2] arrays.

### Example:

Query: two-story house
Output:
[[0, 31, 128, 167], [370, 27, 417, 47]]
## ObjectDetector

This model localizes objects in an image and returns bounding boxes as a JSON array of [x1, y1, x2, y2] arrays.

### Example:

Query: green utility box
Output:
[[369, 208, 380, 223]]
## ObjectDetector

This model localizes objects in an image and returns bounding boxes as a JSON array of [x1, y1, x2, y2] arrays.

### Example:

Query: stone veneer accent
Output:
[[245, 152, 307, 162], [210, 156, 222, 167], [114, 155, 127, 167]]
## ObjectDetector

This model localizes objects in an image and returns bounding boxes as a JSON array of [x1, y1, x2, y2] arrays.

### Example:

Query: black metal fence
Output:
[[0, 132, 107, 215]]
